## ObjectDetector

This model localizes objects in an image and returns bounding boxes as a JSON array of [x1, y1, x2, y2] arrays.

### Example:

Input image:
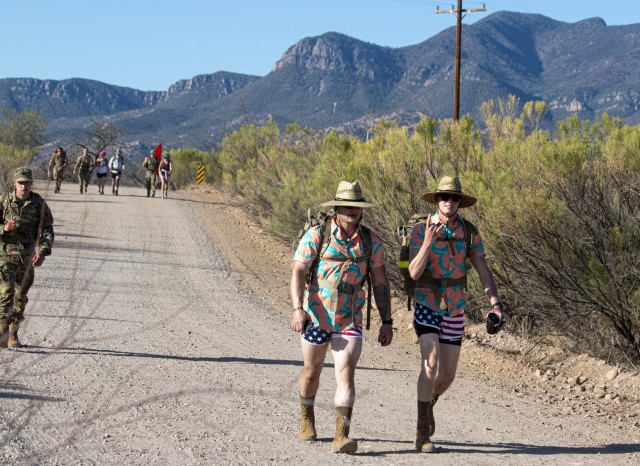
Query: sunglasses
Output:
[[438, 194, 462, 202]]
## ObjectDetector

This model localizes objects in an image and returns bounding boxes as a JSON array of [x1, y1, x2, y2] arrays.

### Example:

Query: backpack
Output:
[[294, 208, 374, 329], [110, 156, 123, 171], [397, 212, 478, 311]]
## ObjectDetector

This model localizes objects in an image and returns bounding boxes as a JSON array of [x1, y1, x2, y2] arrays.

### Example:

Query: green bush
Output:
[[208, 102, 640, 366]]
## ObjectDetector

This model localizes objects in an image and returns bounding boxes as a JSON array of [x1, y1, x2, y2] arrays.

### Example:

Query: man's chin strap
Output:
[[437, 206, 458, 220]]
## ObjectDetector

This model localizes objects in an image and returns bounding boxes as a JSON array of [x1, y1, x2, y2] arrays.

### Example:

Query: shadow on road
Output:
[[17, 346, 408, 372]]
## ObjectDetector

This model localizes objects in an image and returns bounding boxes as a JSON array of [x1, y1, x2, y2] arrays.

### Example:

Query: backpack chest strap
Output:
[[415, 275, 467, 288]]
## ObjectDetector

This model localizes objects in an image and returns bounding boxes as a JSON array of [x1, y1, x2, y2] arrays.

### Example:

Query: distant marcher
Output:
[[407, 176, 505, 454], [108, 149, 125, 195], [0, 167, 54, 348], [73, 148, 95, 194], [290, 180, 393, 454], [159, 154, 172, 199], [140, 150, 160, 197], [95, 151, 109, 195], [48, 147, 68, 194]]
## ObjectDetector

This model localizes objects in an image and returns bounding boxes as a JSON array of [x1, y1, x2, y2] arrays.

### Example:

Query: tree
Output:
[[75, 118, 124, 157], [0, 109, 48, 151]]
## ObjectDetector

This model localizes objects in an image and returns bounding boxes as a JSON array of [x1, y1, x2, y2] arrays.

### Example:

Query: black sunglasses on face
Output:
[[439, 194, 462, 202]]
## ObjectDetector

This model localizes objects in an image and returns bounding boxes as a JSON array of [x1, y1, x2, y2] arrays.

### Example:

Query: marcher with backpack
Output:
[[290, 180, 393, 454], [47, 147, 68, 194], [72, 148, 95, 194], [108, 149, 125, 195], [95, 151, 109, 195], [0, 167, 54, 349], [407, 176, 505, 454], [158, 154, 172, 199]]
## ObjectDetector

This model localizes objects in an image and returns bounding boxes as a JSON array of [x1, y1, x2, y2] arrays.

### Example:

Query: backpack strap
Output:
[[359, 225, 373, 329]]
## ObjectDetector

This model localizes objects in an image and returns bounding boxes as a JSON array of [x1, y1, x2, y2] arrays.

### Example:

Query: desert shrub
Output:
[[0, 143, 32, 191], [208, 105, 640, 365]]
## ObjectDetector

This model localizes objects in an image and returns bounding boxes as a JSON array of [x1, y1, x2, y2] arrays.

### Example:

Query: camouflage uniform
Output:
[[0, 169, 54, 338], [74, 151, 95, 194], [142, 153, 160, 197], [48, 148, 68, 193]]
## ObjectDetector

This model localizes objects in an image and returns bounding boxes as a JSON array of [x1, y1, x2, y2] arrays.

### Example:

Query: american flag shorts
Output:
[[301, 324, 363, 345]]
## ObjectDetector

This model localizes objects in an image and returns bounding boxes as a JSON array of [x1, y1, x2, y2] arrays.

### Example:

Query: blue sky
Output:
[[2, 0, 637, 91]]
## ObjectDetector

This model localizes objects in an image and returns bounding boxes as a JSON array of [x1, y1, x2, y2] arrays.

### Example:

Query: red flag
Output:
[[154, 143, 162, 160]]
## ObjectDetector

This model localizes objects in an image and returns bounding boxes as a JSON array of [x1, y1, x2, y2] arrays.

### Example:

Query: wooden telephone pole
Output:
[[436, 1, 486, 121]]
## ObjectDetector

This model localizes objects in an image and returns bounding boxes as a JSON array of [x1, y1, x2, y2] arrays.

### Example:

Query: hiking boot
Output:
[[415, 429, 436, 453], [331, 407, 357, 454], [7, 322, 22, 348], [416, 400, 436, 453], [298, 401, 317, 441]]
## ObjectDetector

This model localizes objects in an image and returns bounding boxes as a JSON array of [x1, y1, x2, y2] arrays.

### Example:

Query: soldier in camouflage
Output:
[[48, 147, 68, 193], [73, 148, 95, 194], [0, 167, 54, 348], [141, 150, 160, 197]]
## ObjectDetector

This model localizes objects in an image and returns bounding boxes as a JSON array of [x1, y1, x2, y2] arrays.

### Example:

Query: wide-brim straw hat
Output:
[[422, 176, 477, 208], [320, 180, 376, 208]]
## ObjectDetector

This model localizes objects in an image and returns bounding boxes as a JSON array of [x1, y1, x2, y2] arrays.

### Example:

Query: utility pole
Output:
[[436, 1, 486, 122]]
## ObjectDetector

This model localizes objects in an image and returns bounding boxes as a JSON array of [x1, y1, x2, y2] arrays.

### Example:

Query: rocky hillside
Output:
[[1, 12, 639, 157]]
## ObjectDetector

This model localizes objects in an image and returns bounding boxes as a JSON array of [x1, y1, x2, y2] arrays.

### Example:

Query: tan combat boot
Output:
[[8, 321, 22, 348], [415, 400, 436, 453], [298, 397, 317, 441], [331, 406, 357, 454]]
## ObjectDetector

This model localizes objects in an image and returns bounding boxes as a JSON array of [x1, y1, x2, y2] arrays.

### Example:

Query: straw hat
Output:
[[422, 176, 477, 208], [320, 181, 376, 208]]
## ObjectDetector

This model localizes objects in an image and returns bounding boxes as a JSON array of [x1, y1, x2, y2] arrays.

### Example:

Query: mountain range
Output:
[[1, 11, 639, 159]]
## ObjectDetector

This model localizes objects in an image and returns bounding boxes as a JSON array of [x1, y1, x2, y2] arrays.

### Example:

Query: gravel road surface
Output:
[[1, 181, 638, 465]]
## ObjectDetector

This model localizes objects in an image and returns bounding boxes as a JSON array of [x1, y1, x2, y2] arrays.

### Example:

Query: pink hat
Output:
[[99, 151, 107, 156]]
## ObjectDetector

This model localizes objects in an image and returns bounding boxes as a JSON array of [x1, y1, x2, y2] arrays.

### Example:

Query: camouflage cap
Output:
[[14, 167, 33, 182]]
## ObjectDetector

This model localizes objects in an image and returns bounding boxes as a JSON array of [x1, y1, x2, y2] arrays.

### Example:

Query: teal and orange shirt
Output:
[[293, 219, 385, 332], [409, 212, 485, 317]]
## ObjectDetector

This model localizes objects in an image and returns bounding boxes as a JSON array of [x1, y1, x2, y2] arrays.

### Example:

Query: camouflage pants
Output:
[[53, 168, 65, 192], [78, 170, 92, 192], [145, 172, 157, 197], [0, 259, 34, 324]]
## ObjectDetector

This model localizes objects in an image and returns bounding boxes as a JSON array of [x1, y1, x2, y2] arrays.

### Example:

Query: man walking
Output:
[[408, 176, 505, 453], [48, 147, 68, 194], [73, 147, 95, 194], [109, 149, 125, 195], [140, 150, 159, 197], [290, 180, 393, 454], [0, 167, 54, 348]]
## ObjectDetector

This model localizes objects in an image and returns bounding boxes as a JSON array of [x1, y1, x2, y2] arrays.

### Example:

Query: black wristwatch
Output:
[[382, 319, 393, 325]]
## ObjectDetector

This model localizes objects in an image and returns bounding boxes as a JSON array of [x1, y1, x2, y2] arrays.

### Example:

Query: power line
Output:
[[436, 1, 486, 121]]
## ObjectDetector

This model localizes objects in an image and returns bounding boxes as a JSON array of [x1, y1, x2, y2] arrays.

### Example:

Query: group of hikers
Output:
[[46, 146, 173, 198], [1, 158, 505, 455], [290, 177, 505, 454]]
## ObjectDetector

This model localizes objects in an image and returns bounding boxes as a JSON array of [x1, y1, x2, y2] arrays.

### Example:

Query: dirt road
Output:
[[1, 182, 638, 465]]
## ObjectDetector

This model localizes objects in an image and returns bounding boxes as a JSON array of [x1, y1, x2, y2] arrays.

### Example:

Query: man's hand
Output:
[[378, 324, 393, 346], [3, 219, 17, 232], [290, 309, 308, 333], [32, 252, 45, 267]]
